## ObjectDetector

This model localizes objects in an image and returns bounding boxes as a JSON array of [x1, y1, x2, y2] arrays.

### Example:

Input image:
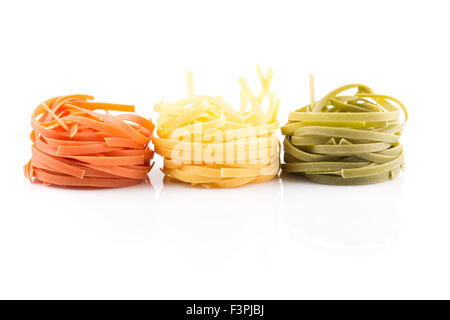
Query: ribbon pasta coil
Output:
[[24, 95, 155, 188], [153, 67, 281, 188], [282, 78, 408, 185]]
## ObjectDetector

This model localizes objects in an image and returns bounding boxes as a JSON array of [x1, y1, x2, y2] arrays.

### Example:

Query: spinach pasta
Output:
[[281, 78, 408, 185]]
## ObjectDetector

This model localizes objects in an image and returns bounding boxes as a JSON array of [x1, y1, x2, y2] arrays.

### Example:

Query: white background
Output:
[[0, 0, 449, 299]]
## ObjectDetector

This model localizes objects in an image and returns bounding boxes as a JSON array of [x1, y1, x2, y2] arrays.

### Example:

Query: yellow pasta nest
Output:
[[282, 76, 408, 185], [153, 67, 281, 188]]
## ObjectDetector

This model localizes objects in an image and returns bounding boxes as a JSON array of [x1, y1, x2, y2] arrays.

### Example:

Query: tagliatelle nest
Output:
[[281, 76, 408, 185], [24, 95, 155, 188], [153, 66, 281, 188]]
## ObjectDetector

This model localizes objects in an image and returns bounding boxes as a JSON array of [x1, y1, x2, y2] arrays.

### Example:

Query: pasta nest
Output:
[[282, 78, 408, 185], [24, 94, 155, 188], [153, 67, 281, 188]]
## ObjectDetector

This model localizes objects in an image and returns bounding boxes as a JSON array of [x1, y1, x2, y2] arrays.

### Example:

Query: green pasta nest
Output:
[[281, 83, 408, 185]]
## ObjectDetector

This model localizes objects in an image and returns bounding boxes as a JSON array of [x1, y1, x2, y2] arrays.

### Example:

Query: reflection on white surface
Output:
[[150, 162, 282, 270], [280, 174, 404, 254], [1, 159, 448, 299], [0, 155, 443, 299]]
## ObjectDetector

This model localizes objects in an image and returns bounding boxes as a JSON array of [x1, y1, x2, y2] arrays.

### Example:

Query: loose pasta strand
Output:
[[309, 74, 315, 112]]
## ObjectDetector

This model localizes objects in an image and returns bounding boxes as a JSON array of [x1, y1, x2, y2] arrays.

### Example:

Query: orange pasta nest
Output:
[[24, 94, 155, 188], [153, 67, 281, 188]]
